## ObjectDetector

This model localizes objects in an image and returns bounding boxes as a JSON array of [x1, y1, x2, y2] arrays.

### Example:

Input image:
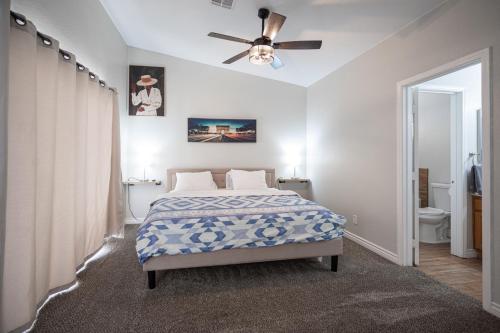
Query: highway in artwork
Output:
[[188, 133, 256, 142]]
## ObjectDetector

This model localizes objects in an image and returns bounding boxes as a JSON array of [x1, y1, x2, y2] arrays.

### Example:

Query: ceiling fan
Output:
[[208, 8, 322, 69]]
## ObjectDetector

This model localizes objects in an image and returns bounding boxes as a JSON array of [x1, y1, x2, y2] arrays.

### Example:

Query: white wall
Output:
[[10, 0, 129, 174], [418, 92, 451, 207], [125, 47, 307, 218], [420, 63, 482, 166], [306, 0, 500, 307]]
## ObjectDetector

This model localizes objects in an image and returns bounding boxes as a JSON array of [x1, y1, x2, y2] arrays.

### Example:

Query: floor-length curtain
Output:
[[1, 12, 123, 333], [107, 91, 124, 237]]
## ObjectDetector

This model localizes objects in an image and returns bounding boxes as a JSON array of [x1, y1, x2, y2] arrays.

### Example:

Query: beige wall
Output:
[[306, 0, 500, 304], [0, 2, 10, 329]]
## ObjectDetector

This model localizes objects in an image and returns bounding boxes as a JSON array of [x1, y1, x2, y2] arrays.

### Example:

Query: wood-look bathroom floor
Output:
[[417, 243, 482, 301]]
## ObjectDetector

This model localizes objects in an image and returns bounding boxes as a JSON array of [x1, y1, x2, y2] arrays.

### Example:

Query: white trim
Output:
[[126, 218, 143, 224], [489, 302, 500, 318], [462, 248, 478, 259], [344, 231, 399, 264], [480, 48, 493, 312], [412, 87, 420, 265], [450, 91, 465, 257], [418, 86, 465, 94], [396, 48, 492, 313]]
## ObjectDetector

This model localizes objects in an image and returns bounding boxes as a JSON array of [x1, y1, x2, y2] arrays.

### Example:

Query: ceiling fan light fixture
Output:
[[249, 45, 274, 65], [209, 8, 321, 68]]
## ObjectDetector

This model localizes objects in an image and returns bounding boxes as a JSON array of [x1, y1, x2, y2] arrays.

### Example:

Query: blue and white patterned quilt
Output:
[[136, 192, 346, 264]]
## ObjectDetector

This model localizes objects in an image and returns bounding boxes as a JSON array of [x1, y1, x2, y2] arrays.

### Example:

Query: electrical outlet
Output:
[[352, 214, 358, 225]]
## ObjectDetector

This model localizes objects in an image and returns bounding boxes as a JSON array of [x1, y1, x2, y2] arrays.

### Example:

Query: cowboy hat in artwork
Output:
[[129, 66, 165, 116], [136, 75, 157, 86]]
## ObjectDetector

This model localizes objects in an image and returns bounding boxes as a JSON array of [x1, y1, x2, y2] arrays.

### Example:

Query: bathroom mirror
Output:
[[476, 109, 482, 164]]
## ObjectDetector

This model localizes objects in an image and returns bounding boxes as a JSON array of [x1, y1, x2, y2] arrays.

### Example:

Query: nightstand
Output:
[[123, 179, 163, 224], [277, 178, 311, 200]]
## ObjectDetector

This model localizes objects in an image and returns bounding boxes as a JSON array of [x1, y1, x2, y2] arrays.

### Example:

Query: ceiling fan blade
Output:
[[274, 40, 322, 50], [223, 49, 250, 64], [271, 55, 284, 69], [263, 12, 286, 40], [208, 32, 253, 44]]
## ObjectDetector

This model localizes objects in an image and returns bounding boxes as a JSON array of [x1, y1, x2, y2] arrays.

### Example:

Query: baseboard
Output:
[[489, 302, 500, 318], [462, 248, 478, 258], [125, 218, 143, 225], [344, 230, 400, 264]]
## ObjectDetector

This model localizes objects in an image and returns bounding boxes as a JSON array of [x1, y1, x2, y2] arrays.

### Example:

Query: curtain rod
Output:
[[10, 10, 117, 93]]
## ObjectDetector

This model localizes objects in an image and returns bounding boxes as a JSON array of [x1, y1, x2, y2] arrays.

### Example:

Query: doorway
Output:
[[411, 88, 465, 265], [415, 76, 482, 300], [397, 49, 492, 312]]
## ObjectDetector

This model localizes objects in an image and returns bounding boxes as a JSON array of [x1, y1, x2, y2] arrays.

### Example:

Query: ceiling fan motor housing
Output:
[[258, 8, 270, 20], [253, 37, 272, 47]]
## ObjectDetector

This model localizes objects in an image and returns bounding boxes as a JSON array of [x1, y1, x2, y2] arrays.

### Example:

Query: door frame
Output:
[[417, 88, 465, 258], [396, 48, 492, 312]]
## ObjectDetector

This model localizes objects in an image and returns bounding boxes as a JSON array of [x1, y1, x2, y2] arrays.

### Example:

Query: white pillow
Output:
[[225, 172, 233, 189], [229, 169, 268, 190], [173, 171, 217, 191]]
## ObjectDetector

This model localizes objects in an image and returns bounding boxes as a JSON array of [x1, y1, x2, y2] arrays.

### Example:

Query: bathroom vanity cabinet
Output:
[[471, 194, 482, 257]]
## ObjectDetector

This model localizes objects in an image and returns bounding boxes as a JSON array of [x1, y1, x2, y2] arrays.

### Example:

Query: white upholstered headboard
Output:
[[166, 168, 276, 191]]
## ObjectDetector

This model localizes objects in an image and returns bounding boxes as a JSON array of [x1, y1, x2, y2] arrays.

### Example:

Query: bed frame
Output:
[[143, 168, 343, 289]]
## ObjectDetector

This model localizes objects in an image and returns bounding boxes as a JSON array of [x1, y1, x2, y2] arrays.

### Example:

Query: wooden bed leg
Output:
[[331, 256, 338, 272], [148, 271, 156, 289]]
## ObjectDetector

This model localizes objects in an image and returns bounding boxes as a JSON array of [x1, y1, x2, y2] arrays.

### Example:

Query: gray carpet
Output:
[[32, 225, 500, 333]]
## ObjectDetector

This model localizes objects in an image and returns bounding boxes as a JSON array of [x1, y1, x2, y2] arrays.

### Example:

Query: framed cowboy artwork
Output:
[[128, 65, 165, 116]]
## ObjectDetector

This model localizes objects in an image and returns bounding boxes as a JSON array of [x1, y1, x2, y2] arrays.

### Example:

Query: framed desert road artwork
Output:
[[188, 118, 257, 143], [129, 65, 165, 116]]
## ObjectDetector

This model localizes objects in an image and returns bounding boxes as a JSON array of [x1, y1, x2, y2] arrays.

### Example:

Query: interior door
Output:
[[410, 87, 420, 266], [449, 92, 463, 257]]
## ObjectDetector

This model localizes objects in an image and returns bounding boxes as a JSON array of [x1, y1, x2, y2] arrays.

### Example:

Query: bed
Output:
[[137, 168, 345, 289]]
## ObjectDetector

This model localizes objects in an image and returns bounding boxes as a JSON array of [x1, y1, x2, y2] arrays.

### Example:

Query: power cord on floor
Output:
[[126, 179, 141, 223]]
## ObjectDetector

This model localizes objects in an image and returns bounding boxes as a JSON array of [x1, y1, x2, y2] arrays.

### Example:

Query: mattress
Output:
[[136, 189, 346, 264]]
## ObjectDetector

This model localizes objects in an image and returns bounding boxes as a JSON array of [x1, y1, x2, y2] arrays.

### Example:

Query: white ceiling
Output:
[[100, 0, 445, 87]]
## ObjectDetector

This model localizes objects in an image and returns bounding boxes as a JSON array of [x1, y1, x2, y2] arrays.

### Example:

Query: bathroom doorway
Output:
[[412, 88, 463, 262], [397, 50, 492, 309], [412, 64, 483, 300]]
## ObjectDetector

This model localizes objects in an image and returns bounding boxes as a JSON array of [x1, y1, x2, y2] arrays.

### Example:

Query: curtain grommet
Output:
[[15, 18, 26, 26], [37, 32, 53, 47], [11, 11, 27, 26], [59, 50, 71, 61]]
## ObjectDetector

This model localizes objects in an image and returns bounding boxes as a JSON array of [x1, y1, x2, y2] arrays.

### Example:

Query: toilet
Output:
[[419, 183, 451, 244]]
